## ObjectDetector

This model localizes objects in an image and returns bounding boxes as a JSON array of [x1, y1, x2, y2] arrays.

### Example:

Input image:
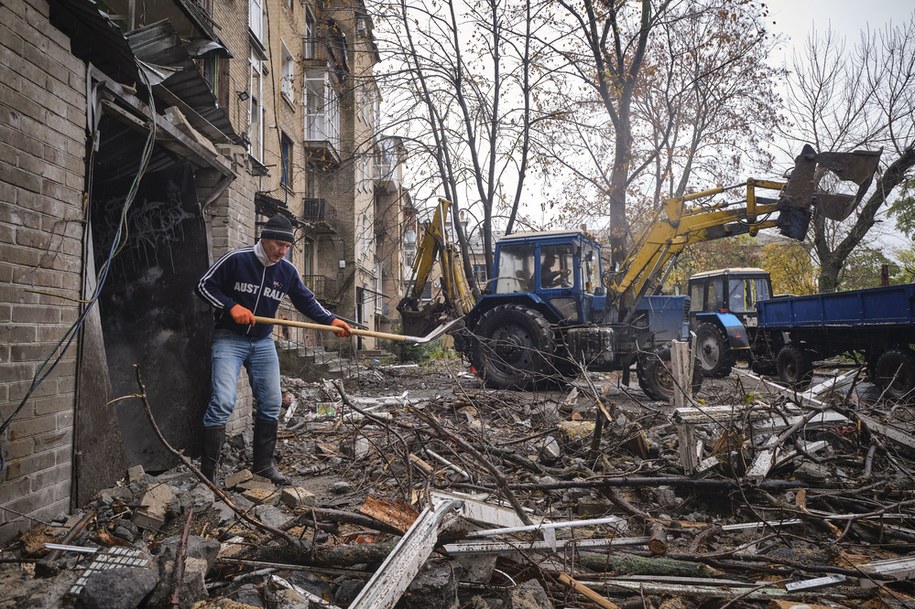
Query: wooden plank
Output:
[[358, 496, 419, 534], [557, 573, 621, 609]]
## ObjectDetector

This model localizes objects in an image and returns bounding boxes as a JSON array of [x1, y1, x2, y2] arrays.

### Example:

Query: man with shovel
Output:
[[196, 214, 352, 485]]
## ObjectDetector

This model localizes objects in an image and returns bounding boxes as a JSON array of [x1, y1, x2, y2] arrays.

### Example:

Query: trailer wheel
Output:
[[695, 323, 734, 378], [470, 304, 555, 390], [637, 349, 703, 402], [775, 345, 813, 388], [874, 349, 915, 400]]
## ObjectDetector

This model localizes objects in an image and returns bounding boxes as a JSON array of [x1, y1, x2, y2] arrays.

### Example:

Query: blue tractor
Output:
[[460, 231, 692, 400]]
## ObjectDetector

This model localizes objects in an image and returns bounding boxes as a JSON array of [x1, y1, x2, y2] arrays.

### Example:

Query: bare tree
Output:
[[781, 14, 915, 291], [373, 0, 556, 282], [551, 0, 670, 265], [546, 0, 783, 264]]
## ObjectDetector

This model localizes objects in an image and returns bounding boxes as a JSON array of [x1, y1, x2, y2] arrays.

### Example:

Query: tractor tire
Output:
[[694, 322, 734, 378], [874, 349, 915, 400], [775, 345, 813, 389], [470, 304, 556, 390], [636, 348, 703, 402]]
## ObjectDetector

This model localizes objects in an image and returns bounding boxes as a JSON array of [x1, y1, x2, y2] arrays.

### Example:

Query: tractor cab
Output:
[[688, 268, 772, 328], [484, 231, 605, 325]]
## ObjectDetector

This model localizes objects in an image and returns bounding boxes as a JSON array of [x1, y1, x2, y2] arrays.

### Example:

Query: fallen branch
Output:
[[577, 551, 723, 578]]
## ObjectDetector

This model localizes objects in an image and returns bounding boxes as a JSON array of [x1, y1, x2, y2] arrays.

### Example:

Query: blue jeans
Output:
[[202, 330, 281, 427]]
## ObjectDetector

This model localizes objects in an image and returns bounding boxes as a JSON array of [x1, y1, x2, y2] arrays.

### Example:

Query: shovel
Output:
[[253, 315, 463, 344]]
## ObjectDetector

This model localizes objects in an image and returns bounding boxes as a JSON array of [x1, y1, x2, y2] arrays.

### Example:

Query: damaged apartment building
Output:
[[0, 0, 414, 541]]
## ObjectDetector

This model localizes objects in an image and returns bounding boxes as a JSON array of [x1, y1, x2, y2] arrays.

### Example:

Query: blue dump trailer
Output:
[[751, 283, 915, 397]]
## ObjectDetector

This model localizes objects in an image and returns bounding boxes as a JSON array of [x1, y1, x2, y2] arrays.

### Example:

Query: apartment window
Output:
[[304, 68, 340, 150], [280, 134, 293, 188], [249, 52, 264, 161], [374, 258, 383, 314], [281, 41, 294, 102], [473, 263, 488, 286], [302, 239, 314, 276], [358, 213, 371, 262], [303, 8, 316, 59], [355, 14, 370, 37], [373, 90, 381, 137], [356, 155, 367, 193], [249, 0, 264, 44]]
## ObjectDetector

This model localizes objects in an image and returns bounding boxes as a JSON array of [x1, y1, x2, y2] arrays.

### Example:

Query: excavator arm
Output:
[[610, 145, 882, 318], [397, 198, 476, 337]]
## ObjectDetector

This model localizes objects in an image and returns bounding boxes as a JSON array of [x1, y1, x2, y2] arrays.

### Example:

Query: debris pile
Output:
[[2, 360, 915, 609]]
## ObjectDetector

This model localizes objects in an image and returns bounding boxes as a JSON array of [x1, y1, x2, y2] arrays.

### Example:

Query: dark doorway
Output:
[[86, 164, 212, 473]]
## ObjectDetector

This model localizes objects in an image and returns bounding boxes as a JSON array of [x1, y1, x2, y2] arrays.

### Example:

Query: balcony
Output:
[[302, 198, 337, 234], [303, 274, 338, 305], [375, 140, 401, 192], [304, 67, 341, 168]]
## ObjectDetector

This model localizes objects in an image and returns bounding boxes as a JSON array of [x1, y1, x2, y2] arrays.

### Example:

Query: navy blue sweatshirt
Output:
[[196, 243, 336, 339]]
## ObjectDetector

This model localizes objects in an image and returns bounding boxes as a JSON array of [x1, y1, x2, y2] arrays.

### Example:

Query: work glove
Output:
[[331, 318, 352, 337], [229, 304, 256, 326]]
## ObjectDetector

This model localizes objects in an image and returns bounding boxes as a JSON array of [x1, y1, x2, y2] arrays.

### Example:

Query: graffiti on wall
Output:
[[96, 177, 195, 275]]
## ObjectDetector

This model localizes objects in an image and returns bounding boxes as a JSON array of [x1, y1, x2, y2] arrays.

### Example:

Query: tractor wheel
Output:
[[775, 345, 813, 389], [874, 349, 915, 400], [470, 304, 555, 390], [694, 322, 734, 378], [636, 348, 703, 402]]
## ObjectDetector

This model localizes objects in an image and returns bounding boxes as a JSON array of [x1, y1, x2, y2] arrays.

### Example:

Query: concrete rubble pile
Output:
[[1, 360, 914, 609]]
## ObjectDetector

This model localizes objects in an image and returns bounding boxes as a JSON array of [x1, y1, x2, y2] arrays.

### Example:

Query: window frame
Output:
[[281, 41, 295, 103], [248, 51, 265, 161], [249, 0, 265, 44], [280, 133, 293, 189]]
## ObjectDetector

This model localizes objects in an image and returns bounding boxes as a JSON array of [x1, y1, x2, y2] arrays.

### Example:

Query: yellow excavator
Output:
[[399, 146, 882, 399], [397, 198, 476, 338]]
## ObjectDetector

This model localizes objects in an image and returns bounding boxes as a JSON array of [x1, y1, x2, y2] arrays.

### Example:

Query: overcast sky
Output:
[[761, 1, 913, 252], [765, 0, 912, 60]]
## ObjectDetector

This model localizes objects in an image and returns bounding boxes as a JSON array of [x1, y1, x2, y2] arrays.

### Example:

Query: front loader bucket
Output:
[[776, 145, 882, 239], [814, 148, 882, 220]]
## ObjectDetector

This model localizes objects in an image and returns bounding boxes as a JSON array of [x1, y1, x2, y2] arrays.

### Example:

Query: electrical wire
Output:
[[0, 66, 158, 464]]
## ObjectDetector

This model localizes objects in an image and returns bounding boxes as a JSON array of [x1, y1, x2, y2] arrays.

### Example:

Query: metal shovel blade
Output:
[[405, 316, 464, 344]]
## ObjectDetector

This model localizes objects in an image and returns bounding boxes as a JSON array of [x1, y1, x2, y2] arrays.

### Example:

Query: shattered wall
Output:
[[0, 0, 87, 542]]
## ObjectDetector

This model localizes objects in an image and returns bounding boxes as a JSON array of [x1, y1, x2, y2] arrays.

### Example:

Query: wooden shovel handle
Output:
[[253, 315, 410, 343]]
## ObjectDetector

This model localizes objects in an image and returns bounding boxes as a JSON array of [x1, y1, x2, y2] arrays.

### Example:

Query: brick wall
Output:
[[0, 0, 87, 542]]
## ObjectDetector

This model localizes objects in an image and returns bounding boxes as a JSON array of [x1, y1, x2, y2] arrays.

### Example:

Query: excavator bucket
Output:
[[776, 145, 882, 239], [398, 298, 449, 338]]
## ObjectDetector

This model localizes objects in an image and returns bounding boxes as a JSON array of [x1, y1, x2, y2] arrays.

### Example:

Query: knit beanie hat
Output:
[[261, 214, 294, 242]]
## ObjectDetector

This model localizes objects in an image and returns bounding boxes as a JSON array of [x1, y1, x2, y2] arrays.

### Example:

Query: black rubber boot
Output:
[[200, 425, 225, 485], [252, 419, 290, 485]]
